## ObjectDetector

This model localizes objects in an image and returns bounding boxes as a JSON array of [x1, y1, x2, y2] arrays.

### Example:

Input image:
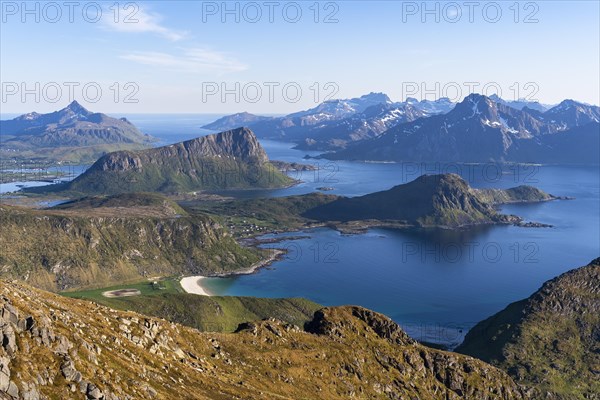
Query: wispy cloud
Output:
[[102, 6, 187, 41], [121, 48, 248, 74]]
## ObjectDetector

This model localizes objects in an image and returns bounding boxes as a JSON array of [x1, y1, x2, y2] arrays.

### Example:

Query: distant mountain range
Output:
[[58, 127, 293, 194], [202, 93, 458, 151], [323, 94, 600, 164], [201, 112, 273, 131], [488, 94, 551, 113], [0, 101, 155, 163], [200, 93, 568, 153]]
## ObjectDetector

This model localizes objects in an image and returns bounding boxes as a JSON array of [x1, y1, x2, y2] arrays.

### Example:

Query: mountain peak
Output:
[[464, 93, 489, 102], [171, 126, 269, 164], [552, 99, 580, 110], [64, 100, 90, 114], [452, 93, 496, 117], [360, 92, 391, 103]]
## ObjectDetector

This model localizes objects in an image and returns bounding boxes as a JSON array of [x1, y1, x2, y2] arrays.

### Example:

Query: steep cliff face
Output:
[[0, 281, 529, 399], [457, 258, 600, 399], [63, 127, 292, 195], [0, 205, 260, 291], [93, 127, 269, 172]]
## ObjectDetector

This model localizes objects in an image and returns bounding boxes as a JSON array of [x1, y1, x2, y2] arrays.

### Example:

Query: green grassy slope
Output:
[[457, 258, 600, 399], [65, 284, 321, 332], [0, 204, 262, 291]]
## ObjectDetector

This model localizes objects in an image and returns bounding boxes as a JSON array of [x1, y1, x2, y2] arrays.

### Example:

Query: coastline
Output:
[[179, 248, 285, 296], [180, 276, 213, 296]]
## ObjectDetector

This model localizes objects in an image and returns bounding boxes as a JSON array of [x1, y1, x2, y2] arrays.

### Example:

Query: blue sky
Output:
[[1, 1, 599, 113]]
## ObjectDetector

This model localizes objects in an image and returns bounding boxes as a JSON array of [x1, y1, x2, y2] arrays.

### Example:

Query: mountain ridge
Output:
[[0, 200, 262, 291], [0, 101, 154, 163], [54, 127, 293, 195], [323, 94, 600, 163]]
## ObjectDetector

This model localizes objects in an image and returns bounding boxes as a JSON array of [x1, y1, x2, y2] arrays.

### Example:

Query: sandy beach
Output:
[[180, 249, 285, 296], [179, 276, 212, 296]]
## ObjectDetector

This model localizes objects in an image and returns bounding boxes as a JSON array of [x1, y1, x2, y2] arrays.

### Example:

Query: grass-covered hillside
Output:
[[303, 174, 522, 228], [0, 198, 262, 291], [457, 258, 600, 399], [63, 280, 321, 333]]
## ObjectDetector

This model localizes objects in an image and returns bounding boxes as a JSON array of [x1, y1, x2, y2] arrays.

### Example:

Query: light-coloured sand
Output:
[[179, 249, 284, 297], [102, 289, 142, 298], [180, 276, 212, 296]]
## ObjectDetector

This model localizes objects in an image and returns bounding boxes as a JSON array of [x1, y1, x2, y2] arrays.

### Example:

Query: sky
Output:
[[1, 0, 599, 114]]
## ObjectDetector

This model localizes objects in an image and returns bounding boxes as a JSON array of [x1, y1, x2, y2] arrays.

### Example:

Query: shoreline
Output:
[[179, 248, 285, 297], [180, 276, 213, 296]]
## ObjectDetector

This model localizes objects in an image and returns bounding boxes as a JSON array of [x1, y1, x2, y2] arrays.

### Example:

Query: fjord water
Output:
[[108, 115, 600, 347], [139, 116, 598, 348], [5, 114, 599, 347]]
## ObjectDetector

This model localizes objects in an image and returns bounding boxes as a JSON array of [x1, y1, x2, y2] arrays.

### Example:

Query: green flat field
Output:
[[61, 277, 183, 303]]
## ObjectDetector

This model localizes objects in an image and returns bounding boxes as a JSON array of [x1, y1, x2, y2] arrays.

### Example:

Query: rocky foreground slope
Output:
[[0, 280, 529, 399], [457, 258, 600, 399]]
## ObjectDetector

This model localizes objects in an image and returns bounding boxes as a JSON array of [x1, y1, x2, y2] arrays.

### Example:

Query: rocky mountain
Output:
[[488, 94, 550, 113], [57, 127, 293, 195], [0, 101, 154, 163], [303, 173, 557, 228], [457, 257, 600, 399], [201, 112, 273, 131], [0, 196, 262, 291], [288, 92, 393, 120], [243, 92, 393, 143], [293, 101, 430, 150], [202, 93, 457, 151], [0, 280, 530, 399], [324, 94, 600, 163], [540, 99, 600, 129], [405, 96, 456, 114]]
